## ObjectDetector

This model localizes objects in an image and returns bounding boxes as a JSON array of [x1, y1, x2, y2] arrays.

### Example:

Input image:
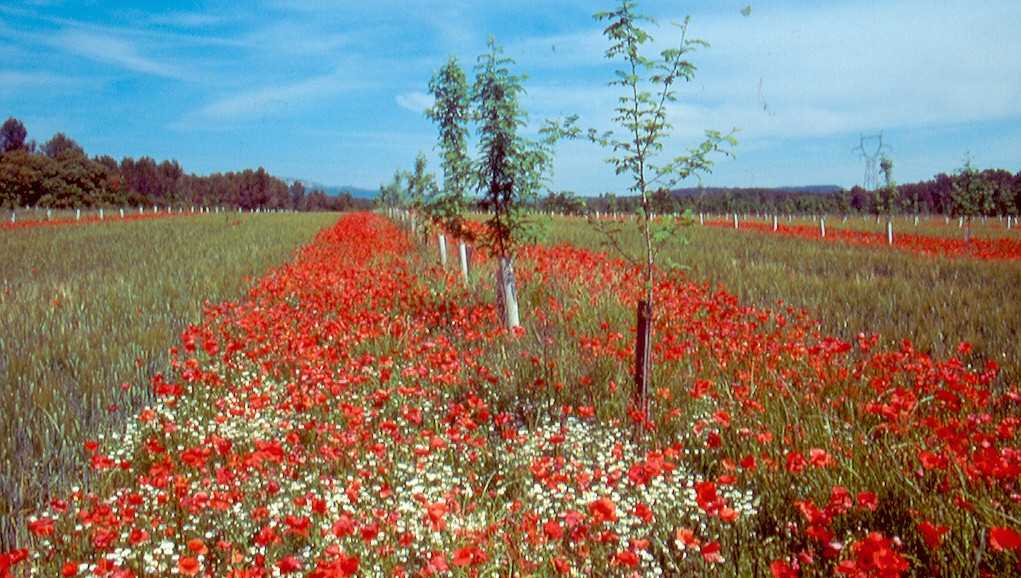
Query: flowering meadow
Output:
[[3, 212, 1020, 576], [1, 210, 196, 231], [700, 217, 1021, 261], [0, 213, 338, 552]]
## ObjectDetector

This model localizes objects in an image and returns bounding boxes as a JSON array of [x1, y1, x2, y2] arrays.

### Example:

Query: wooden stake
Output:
[[497, 257, 520, 329], [634, 300, 652, 433], [458, 242, 469, 283]]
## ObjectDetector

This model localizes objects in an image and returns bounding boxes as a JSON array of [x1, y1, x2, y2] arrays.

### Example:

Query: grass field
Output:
[[535, 215, 1021, 385], [3, 212, 1019, 576], [7, 212, 1017, 576], [0, 212, 337, 548], [705, 213, 1019, 240]]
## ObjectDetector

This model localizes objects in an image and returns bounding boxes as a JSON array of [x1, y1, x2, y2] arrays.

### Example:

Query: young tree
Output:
[[378, 170, 405, 209], [875, 155, 899, 227], [581, 1, 735, 427], [425, 57, 473, 237], [951, 155, 993, 242], [473, 37, 552, 329], [404, 152, 439, 213]]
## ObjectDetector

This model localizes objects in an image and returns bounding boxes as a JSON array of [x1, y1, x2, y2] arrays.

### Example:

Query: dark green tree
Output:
[[951, 155, 993, 242], [472, 37, 553, 329], [404, 152, 438, 212], [425, 56, 473, 237], [42, 133, 85, 159], [0, 117, 28, 154]]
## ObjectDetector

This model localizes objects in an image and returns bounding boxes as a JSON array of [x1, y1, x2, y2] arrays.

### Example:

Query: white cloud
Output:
[[242, 22, 351, 56], [185, 70, 371, 124], [395, 91, 433, 113], [54, 29, 185, 79], [0, 70, 70, 90], [509, 0, 1021, 146]]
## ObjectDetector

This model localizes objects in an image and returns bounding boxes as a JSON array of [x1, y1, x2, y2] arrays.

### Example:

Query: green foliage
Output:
[[874, 155, 899, 217], [587, 0, 735, 302], [403, 152, 439, 211], [425, 57, 473, 237], [41, 132, 85, 160], [540, 190, 586, 215], [0, 117, 27, 153], [951, 156, 994, 219], [378, 170, 405, 208], [472, 37, 552, 257], [0, 117, 355, 211]]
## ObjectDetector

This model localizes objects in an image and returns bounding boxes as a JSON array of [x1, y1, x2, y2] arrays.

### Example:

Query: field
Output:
[[711, 213, 1018, 240], [0, 212, 338, 549], [538, 215, 1021, 383], [2, 211, 1019, 577]]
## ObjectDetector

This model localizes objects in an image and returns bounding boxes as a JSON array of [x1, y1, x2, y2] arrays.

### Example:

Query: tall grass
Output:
[[688, 212, 1018, 240], [0, 212, 337, 548], [535, 215, 1021, 384]]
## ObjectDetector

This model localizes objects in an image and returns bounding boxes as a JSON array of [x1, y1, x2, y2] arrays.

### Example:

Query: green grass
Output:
[[698, 212, 1019, 240], [534, 215, 1021, 385], [0, 212, 337, 548]]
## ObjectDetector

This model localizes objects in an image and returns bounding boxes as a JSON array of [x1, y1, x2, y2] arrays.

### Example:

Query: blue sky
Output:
[[2, 1, 1020, 194]]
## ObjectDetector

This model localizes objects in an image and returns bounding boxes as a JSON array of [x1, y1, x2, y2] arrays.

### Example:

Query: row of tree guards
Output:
[[388, 207, 521, 330], [6, 205, 298, 224], [552, 209, 1015, 245]]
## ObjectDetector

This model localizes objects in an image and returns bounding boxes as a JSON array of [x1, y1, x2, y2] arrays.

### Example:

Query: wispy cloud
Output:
[[183, 70, 372, 125], [243, 23, 351, 56], [510, 0, 1021, 147], [52, 29, 186, 79], [147, 12, 224, 28], [0, 69, 79, 94], [395, 91, 433, 114]]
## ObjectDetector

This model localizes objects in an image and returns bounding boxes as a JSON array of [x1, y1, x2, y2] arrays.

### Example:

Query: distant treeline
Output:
[[539, 171, 1021, 217], [0, 117, 370, 211]]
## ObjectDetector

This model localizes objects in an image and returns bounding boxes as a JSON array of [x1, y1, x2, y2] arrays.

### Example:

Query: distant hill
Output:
[[284, 178, 376, 199]]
